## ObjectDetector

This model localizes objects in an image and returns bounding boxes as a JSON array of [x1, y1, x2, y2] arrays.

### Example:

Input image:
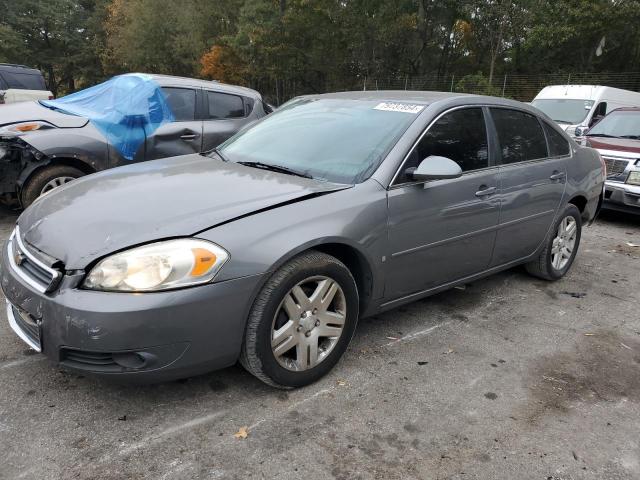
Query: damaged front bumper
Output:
[[0, 230, 264, 383], [0, 137, 46, 203]]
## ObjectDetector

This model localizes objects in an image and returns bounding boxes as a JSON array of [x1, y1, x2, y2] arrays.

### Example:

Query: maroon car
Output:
[[583, 107, 640, 213]]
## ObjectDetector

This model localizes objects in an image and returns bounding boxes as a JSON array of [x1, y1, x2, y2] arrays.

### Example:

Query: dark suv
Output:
[[0, 64, 52, 105], [0, 74, 269, 207]]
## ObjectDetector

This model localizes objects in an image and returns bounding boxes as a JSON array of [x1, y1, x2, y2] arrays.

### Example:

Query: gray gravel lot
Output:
[[0, 204, 639, 480]]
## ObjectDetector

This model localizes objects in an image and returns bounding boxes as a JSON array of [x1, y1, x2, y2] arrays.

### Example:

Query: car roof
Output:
[[295, 90, 541, 112], [298, 90, 468, 104], [147, 74, 261, 99], [0, 64, 44, 75]]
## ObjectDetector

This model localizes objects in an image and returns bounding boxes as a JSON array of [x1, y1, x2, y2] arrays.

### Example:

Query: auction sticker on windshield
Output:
[[374, 102, 424, 114]]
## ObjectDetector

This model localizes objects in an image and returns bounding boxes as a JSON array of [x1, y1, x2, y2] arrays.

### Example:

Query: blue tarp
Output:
[[41, 73, 174, 160]]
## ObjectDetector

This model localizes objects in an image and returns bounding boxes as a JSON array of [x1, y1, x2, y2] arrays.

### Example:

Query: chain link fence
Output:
[[257, 72, 640, 106]]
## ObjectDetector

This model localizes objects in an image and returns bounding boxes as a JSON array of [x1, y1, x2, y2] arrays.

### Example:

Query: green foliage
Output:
[[1, 0, 639, 100], [455, 72, 502, 96], [0, 0, 108, 95]]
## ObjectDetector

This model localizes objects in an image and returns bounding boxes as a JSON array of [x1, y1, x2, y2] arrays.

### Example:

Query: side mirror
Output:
[[574, 126, 589, 137], [405, 156, 462, 182]]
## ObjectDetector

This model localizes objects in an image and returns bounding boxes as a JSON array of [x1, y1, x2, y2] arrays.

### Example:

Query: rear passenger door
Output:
[[143, 87, 203, 161], [201, 90, 254, 151], [489, 108, 569, 266]]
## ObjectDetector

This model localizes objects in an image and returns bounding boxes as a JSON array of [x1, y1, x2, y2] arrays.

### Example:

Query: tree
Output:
[[0, 0, 108, 95]]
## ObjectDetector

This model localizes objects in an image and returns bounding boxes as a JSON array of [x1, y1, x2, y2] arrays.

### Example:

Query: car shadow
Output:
[[597, 209, 640, 227]]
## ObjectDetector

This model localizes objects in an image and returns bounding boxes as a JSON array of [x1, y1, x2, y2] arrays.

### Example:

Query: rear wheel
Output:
[[240, 251, 359, 388], [525, 204, 582, 281], [21, 165, 84, 207]]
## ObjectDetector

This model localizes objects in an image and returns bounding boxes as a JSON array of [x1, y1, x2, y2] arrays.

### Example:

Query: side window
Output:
[[161, 87, 196, 121], [207, 91, 245, 119], [490, 108, 548, 164], [399, 108, 489, 182], [594, 102, 607, 117], [542, 122, 571, 157], [1, 71, 46, 90], [590, 102, 607, 126]]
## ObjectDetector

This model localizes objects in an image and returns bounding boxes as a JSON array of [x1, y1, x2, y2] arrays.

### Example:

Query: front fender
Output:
[[16, 126, 109, 184], [198, 180, 388, 311]]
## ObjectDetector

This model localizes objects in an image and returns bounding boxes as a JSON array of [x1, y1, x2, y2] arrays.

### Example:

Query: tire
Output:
[[240, 250, 359, 388], [21, 165, 84, 208], [525, 204, 582, 281]]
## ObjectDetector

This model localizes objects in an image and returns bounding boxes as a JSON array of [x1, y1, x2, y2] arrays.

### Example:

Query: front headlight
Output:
[[83, 239, 229, 292], [0, 121, 55, 137], [627, 171, 640, 186]]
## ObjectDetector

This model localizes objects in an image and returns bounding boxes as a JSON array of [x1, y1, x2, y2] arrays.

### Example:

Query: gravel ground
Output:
[[0, 204, 639, 480]]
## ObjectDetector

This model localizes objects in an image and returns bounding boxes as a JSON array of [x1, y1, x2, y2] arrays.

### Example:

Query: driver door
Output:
[[385, 107, 500, 300]]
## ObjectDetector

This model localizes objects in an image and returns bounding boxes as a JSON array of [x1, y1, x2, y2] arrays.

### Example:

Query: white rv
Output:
[[531, 85, 640, 137]]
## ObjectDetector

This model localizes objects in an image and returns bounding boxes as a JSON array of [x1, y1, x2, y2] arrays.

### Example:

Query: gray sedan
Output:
[[1, 92, 604, 388]]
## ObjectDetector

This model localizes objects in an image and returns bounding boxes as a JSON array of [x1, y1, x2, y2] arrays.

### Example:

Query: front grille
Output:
[[603, 157, 630, 177], [11, 305, 40, 346], [8, 227, 61, 294]]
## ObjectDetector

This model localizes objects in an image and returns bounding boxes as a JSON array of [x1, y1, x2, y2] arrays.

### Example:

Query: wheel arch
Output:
[[567, 193, 589, 220], [254, 238, 378, 317], [18, 156, 97, 187]]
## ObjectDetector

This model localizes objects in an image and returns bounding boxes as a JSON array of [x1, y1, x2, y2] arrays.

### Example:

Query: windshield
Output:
[[531, 99, 594, 125], [217, 98, 422, 184], [587, 110, 640, 139]]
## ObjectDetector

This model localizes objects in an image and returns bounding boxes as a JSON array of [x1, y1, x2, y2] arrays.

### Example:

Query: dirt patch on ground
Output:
[[612, 243, 640, 258], [524, 329, 640, 424]]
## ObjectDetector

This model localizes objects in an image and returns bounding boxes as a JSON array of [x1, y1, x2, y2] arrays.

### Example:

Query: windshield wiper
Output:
[[585, 133, 619, 138], [619, 135, 640, 140], [237, 161, 313, 179]]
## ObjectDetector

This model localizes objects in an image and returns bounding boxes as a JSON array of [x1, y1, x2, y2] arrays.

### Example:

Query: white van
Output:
[[0, 64, 53, 104], [531, 85, 640, 137]]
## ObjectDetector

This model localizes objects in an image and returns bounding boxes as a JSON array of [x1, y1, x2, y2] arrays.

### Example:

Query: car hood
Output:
[[18, 154, 350, 269], [0, 101, 89, 129], [587, 136, 640, 155]]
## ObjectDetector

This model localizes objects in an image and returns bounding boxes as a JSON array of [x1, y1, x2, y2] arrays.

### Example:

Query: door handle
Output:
[[180, 133, 197, 140], [475, 186, 497, 197], [549, 171, 566, 181]]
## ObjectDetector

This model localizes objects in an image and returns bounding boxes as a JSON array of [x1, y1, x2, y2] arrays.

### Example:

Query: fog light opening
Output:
[[112, 351, 154, 369]]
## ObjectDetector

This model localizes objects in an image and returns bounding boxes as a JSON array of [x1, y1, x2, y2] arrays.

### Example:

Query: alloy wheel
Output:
[[271, 275, 347, 372], [551, 216, 577, 270], [40, 176, 76, 196]]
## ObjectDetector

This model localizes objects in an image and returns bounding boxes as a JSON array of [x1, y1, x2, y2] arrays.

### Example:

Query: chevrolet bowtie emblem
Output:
[[13, 250, 25, 266]]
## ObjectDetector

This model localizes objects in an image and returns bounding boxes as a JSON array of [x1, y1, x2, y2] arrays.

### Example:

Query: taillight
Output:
[[48, 95, 54, 100]]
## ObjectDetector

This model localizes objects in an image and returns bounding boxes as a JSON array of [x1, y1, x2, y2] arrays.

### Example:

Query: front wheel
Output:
[[240, 251, 359, 388], [525, 204, 582, 281], [21, 165, 84, 207]]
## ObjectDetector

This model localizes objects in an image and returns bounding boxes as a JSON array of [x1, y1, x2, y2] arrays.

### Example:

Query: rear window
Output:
[[490, 108, 548, 164], [543, 122, 571, 157], [207, 91, 245, 119], [0, 70, 46, 90]]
